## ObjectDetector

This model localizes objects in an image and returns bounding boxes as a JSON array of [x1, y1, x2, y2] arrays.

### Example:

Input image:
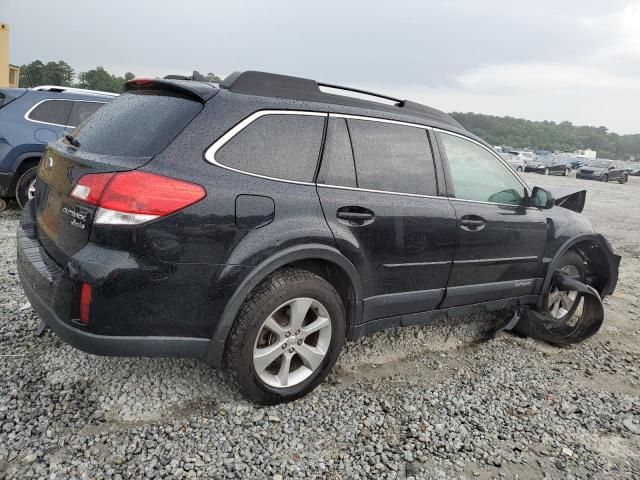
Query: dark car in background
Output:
[[576, 159, 628, 183], [17, 71, 620, 403], [524, 155, 571, 176], [0, 86, 116, 207]]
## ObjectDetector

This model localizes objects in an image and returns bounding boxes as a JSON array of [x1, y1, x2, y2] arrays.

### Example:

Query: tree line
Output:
[[17, 60, 221, 93], [451, 112, 639, 161]]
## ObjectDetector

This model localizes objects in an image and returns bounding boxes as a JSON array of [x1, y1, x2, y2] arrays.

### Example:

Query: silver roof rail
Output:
[[31, 85, 119, 97]]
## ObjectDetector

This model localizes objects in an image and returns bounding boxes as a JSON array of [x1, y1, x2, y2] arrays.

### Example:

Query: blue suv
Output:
[[0, 86, 116, 208]]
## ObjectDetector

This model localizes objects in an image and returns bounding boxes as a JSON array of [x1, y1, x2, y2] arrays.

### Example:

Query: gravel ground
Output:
[[1, 173, 639, 479]]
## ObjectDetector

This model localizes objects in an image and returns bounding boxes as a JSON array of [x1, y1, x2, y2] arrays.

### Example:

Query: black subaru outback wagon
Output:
[[17, 71, 620, 403]]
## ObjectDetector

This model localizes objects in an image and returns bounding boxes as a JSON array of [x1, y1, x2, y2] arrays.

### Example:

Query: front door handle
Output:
[[337, 206, 375, 226], [460, 215, 486, 232]]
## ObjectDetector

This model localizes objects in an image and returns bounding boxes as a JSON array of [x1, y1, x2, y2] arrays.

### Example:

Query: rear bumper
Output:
[[17, 203, 210, 360]]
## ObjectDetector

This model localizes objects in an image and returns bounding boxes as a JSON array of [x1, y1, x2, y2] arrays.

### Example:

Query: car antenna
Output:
[[25, 69, 33, 88]]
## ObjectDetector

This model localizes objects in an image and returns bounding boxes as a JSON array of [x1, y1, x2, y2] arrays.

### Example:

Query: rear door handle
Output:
[[337, 206, 375, 225], [460, 215, 486, 231]]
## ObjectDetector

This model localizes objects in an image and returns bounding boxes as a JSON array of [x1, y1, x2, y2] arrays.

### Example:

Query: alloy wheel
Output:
[[253, 297, 332, 388], [547, 265, 580, 319], [27, 180, 36, 201]]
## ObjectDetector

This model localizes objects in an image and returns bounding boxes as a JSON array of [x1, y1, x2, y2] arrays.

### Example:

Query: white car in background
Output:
[[499, 152, 525, 172]]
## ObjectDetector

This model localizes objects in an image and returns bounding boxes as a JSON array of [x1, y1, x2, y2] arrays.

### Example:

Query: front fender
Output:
[[536, 233, 620, 310]]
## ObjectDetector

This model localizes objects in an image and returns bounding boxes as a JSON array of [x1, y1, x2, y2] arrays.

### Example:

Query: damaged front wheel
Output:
[[514, 251, 605, 346]]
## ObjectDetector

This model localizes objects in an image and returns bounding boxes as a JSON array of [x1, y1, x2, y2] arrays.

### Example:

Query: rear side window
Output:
[[317, 117, 357, 187], [73, 91, 202, 157], [347, 119, 437, 195], [27, 99, 73, 126], [67, 101, 104, 128], [216, 114, 325, 182]]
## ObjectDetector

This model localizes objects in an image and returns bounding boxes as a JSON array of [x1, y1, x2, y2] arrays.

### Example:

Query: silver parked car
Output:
[[500, 152, 525, 172]]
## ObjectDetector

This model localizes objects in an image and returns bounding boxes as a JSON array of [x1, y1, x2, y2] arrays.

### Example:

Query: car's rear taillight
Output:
[[70, 171, 206, 225], [79, 283, 92, 324]]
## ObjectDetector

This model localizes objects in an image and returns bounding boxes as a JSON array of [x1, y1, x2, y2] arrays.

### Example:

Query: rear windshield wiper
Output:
[[64, 134, 80, 148]]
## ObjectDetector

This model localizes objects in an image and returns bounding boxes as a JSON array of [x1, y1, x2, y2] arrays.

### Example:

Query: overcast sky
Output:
[[4, 0, 639, 134]]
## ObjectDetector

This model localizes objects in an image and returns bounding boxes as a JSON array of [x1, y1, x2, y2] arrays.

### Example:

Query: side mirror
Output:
[[531, 186, 555, 209]]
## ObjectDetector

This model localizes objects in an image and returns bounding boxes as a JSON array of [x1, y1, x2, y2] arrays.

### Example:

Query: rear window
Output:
[[347, 119, 437, 195], [216, 113, 325, 182], [73, 91, 202, 157], [317, 117, 357, 187], [27, 99, 73, 126]]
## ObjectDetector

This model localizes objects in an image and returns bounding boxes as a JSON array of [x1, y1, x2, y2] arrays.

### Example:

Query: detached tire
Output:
[[224, 268, 345, 404], [15, 166, 38, 208]]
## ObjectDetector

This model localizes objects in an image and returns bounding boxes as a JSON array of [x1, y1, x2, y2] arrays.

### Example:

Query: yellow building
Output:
[[1, 23, 20, 88]]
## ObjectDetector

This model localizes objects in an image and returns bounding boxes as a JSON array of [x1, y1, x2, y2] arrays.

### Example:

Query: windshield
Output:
[[586, 159, 611, 168]]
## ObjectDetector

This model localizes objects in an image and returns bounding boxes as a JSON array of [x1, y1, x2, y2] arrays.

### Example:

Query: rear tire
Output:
[[619, 174, 628, 184], [15, 166, 38, 208], [224, 268, 346, 404], [601, 174, 608, 182]]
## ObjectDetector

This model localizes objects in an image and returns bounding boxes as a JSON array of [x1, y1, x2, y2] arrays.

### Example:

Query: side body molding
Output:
[[204, 244, 363, 366]]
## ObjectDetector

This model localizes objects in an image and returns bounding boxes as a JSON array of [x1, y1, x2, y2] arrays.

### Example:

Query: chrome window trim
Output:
[[204, 110, 327, 186], [24, 99, 106, 129], [317, 183, 446, 201], [329, 112, 429, 130], [203, 109, 535, 207]]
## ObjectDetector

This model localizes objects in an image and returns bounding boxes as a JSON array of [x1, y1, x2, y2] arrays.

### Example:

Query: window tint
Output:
[[317, 118, 357, 187], [28, 100, 73, 126], [216, 114, 325, 182], [73, 91, 202, 157], [68, 101, 104, 127], [347, 119, 436, 195], [439, 132, 525, 205]]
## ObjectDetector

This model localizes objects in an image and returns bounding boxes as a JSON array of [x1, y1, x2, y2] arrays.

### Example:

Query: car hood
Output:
[[539, 185, 587, 213]]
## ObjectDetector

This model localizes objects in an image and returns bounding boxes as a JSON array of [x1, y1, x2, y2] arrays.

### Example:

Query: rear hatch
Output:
[[35, 83, 211, 265]]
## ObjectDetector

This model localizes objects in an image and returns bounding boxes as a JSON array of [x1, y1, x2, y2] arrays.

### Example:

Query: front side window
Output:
[[216, 114, 325, 182], [347, 119, 437, 195], [27, 99, 73, 126], [439, 132, 526, 205]]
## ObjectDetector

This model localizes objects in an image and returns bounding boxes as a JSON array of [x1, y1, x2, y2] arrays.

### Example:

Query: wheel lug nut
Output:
[[297, 339, 302, 345], [285, 332, 291, 337], [288, 348, 294, 353], [282, 344, 287, 349], [295, 330, 300, 335]]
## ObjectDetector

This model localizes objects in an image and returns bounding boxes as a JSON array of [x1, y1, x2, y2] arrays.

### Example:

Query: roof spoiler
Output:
[[124, 76, 218, 102]]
